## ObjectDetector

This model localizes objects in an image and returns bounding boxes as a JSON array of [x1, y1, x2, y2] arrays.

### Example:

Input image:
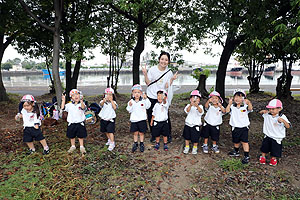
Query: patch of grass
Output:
[[283, 137, 300, 147], [218, 158, 246, 171]]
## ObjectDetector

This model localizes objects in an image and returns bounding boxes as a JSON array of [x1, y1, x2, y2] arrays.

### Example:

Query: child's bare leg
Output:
[[139, 132, 144, 143], [105, 133, 109, 140], [261, 153, 266, 157], [109, 133, 114, 143], [234, 143, 240, 148], [133, 131, 138, 142], [193, 143, 198, 147], [26, 142, 35, 149], [241, 142, 249, 152], [204, 138, 209, 145], [78, 138, 84, 147], [212, 141, 217, 145], [185, 140, 190, 146], [70, 138, 76, 146], [156, 136, 160, 143], [163, 136, 167, 144], [39, 139, 48, 148]]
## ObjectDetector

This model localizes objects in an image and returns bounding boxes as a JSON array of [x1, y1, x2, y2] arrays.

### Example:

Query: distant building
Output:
[[10, 64, 23, 71]]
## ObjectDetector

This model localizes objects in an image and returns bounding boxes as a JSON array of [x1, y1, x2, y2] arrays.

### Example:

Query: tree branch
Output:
[[18, 0, 55, 32], [109, 3, 139, 24], [3, 31, 19, 50]]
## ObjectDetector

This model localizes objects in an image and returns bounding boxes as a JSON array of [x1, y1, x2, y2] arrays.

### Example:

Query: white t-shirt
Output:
[[262, 113, 290, 144], [21, 108, 41, 127], [184, 104, 204, 127], [229, 104, 251, 128], [204, 104, 224, 126], [126, 98, 151, 122], [152, 101, 169, 122], [146, 66, 173, 99], [65, 102, 86, 123], [98, 100, 117, 121]]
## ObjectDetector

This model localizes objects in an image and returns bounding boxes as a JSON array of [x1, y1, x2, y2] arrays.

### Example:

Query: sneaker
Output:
[[228, 150, 240, 157], [167, 135, 172, 143], [192, 147, 198, 155], [242, 156, 250, 164], [67, 146, 76, 153], [154, 143, 160, 150], [80, 146, 87, 154], [26, 149, 35, 155], [106, 139, 111, 146], [211, 145, 220, 154], [43, 149, 50, 155], [164, 144, 168, 151], [269, 158, 277, 166], [132, 143, 138, 153], [140, 143, 145, 152], [202, 145, 209, 154], [108, 142, 115, 151], [183, 146, 190, 154], [259, 156, 266, 165]]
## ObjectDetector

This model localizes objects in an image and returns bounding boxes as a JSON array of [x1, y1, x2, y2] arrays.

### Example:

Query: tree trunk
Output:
[[247, 59, 263, 93], [65, 60, 72, 101], [132, 24, 145, 84], [0, 35, 9, 101], [71, 59, 81, 89], [276, 58, 293, 99], [45, 56, 55, 94], [196, 74, 209, 97]]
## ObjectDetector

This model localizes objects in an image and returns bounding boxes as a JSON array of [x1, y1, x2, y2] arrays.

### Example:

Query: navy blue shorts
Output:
[[260, 136, 282, 158], [201, 123, 220, 141], [23, 127, 45, 142], [130, 120, 147, 133], [67, 123, 87, 139], [232, 127, 249, 143], [100, 119, 115, 133], [182, 125, 201, 143], [152, 120, 170, 137]]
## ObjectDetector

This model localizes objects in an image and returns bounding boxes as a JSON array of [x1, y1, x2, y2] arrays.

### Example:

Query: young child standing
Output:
[[201, 91, 225, 154], [126, 84, 151, 152], [182, 90, 204, 154], [98, 88, 118, 151], [61, 89, 87, 155], [15, 95, 50, 155], [150, 89, 170, 151], [259, 99, 290, 166], [226, 89, 253, 164]]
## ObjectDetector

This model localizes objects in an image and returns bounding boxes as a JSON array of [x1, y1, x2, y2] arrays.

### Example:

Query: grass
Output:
[[218, 158, 247, 171]]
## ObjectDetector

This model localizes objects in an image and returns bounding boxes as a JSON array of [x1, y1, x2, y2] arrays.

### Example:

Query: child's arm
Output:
[[111, 100, 117, 110], [126, 100, 133, 112], [15, 113, 22, 121], [205, 99, 211, 109], [185, 104, 192, 113], [196, 104, 203, 113], [259, 110, 268, 115], [278, 118, 290, 128], [80, 99, 85, 110], [225, 97, 233, 113], [244, 99, 253, 111], [61, 94, 66, 110], [150, 115, 155, 126], [218, 102, 226, 113], [100, 98, 106, 107]]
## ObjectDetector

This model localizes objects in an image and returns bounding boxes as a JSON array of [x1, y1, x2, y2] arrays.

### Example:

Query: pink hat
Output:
[[69, 89, 81, 97], [266, 99, 283, 109], [157, 89, 168, 96], [190, 90, 201, 97], [209, 91, 223, 103], [21, 94, 35, 102], [131, 84, 142, 91], [104, 87, 114, 94]]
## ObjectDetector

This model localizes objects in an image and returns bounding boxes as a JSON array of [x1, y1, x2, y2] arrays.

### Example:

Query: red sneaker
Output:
[[259, 156, 266, 164], [269, 158, 277, 166]]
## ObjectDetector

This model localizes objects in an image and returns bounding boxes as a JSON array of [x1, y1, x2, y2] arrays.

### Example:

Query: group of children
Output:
[[15, 86, 290, 166]]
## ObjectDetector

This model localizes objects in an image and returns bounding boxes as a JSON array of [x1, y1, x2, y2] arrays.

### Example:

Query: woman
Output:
[[142, 51, 178, 142]]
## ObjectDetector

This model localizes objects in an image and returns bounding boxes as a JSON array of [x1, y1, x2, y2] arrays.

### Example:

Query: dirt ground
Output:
[[0, 92, 299, 199]]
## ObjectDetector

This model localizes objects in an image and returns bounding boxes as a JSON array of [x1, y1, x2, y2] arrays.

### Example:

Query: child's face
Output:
[[23, 102, 34, 112], [210, 96, 219, 105], [190, 96, 200, 104], [157, 93, 165, 103], [268, 107, 282, 116], [132, 89, 141, 99], [71, 93, 80, 102], [105, 93, 113, 100], [233, 94, 244, 104]]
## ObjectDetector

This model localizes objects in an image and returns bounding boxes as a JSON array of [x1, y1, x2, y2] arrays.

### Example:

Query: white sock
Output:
[[31, 148, 36, 151], [44, 146, 49, 150], [71, 145, 76, 148], [213, 144, 217, 147], [80, 146, 84, 148], [203, 144, 208, 146]]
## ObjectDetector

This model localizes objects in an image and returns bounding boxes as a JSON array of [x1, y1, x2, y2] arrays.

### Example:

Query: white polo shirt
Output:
[[98, 100, 117, 121], [126, 98, 151, 122], [229, 104, 251, 128], [152, 101, 169, 122], [204, 104, 224, 126], [146, 66, 173, 99], [65, 102, 86, 123], [21, 108, 41, 127], [184, 104, 204, 127], [262, 113, 290, 144]]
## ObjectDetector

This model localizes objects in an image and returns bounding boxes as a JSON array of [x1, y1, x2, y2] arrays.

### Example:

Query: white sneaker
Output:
[[67, 146, 76, 153], [106, 139, 111, 146], [183, 146, 190, 154], [108, 142, 115, 151], [80, 146, 86, 154], [192, 147, 198, 155]]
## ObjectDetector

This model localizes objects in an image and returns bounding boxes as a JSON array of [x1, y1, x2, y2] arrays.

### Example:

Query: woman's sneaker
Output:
[[108, 142, 115, 151], [211, 145, 220, 154], [192, 147, 198, 155], [202, 145, 209, 153], [67, 146, 76, 153], [183, 146, 190, 154], [154, 143, 160, 150], [132, 143, 138, 153], [269, 158, 277, 166], [259, 156, 266, 164]]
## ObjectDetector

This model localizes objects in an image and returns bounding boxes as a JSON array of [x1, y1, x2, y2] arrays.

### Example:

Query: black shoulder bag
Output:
[[147, 69, 172, 87]]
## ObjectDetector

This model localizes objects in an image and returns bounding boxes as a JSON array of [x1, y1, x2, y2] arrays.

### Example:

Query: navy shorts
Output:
[[260, 136, 282, 158], [100, 119, 115, 133], [130, 120, 147, 133], [152, 120, 170, 137], [182, 125, 201, 143], [67, 123, 87, 139], [23, 127, 45, 142], [201, 123, 220, 141], [232, 127, 249, 143]]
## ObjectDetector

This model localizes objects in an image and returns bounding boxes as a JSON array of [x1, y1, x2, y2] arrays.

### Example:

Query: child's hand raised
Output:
[[143, 92, 147, 99], [129, 100, 133, 106], [244, 99, 250, 105], [229, 97, 233, 105], [278, 117, 285, 123], [62, 94, 66, 102], [259, 110, 268, 114]]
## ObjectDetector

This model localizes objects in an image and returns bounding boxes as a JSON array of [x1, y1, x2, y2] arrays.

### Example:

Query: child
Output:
[[15, 95, 50, 155], [259, 99, 290, 166], [150, 89, 170, 151], [182, 90, 204, 154], [201, 91, 225, 154], [61, 89, 87, 155], [98, 88, 118, 151], [225, 89, 253, 164], [126, 84, 151, 152]]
